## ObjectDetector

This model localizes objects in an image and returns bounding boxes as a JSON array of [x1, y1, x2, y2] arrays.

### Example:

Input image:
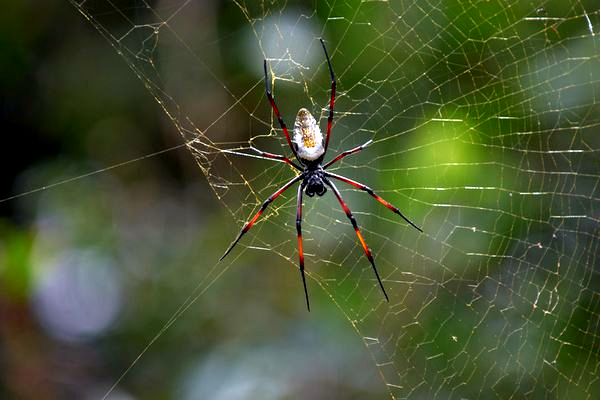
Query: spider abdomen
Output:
[[293, 108, 325, 162]]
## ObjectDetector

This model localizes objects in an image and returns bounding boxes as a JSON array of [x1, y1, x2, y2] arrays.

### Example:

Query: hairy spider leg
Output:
[[295, 182, 310, 311], [220, 175, 303, 261], [320, 38, 336, 152], [251, 147, 302, 170], [323, 140, 373, 169], [325, 172, 423, 233], [324, 178, 389, 302], [264, 60, 298, 159]]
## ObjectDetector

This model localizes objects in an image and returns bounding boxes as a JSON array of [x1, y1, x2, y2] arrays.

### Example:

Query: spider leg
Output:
[[295, 182, 310, 311], [323, 140, 372, 169], [325, 172, 423, 233], [264, 60, 298, 159], [323, 178, 389, 302], [220, 175, 303, 261], [320, 38, 336, 153], [251, 147, 303, 171]]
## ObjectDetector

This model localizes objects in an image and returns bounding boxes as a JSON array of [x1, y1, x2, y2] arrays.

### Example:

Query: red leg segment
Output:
[[323, 140, 372, 169], [251, 147, 302, 170], [264, 60, 297, 157], [320, 39, 336, 152], [220, 175, 303, 261], [324, 178, 389, 302], [295, 183, 310, 311], [325, 172, 423, 233]]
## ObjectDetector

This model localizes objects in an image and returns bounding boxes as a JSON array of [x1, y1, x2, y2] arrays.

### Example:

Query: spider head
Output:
[[305, 173, 327, 197], [293, 108, 325, 162]]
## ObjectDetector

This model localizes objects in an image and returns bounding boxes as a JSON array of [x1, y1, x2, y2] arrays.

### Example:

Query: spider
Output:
[[220, 39, 422, 311]]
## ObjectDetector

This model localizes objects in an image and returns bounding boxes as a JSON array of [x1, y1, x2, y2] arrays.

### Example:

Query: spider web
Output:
[[65, 0, 599, 398]]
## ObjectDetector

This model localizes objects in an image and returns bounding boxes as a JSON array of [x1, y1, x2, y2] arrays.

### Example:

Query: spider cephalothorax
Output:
[[304, 169, 327, 197], [221, 39, 422, 311]]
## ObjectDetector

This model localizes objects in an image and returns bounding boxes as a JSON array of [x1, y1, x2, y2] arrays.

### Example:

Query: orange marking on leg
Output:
[[297, 234, 304, 265], [374, 194, 397, 212], [354, 227, 372, 258]]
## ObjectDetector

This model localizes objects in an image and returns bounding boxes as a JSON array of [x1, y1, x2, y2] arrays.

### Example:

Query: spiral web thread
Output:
[[71, 0, 599, 398]]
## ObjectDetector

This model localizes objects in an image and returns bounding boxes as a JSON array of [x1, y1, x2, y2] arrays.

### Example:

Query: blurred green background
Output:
[[0, 0, 599, 399]]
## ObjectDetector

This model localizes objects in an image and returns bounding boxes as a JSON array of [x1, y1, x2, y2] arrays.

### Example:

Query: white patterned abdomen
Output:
[[293, 108, 325, 161]]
